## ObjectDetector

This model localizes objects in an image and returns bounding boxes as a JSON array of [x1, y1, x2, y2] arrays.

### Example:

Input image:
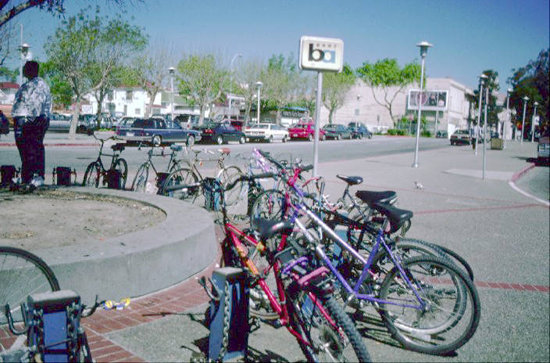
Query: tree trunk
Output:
[[328, 109, 334, 124], [276, 108, 282, 125], [198, 104, 206, 125], [69, 98, 82, 140]]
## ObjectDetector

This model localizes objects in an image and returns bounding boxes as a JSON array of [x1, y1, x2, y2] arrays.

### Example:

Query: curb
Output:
[[510, 163, 536, 183]]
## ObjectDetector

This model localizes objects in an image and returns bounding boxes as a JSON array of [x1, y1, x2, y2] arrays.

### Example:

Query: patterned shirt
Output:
[[12, 77, 52, 118]]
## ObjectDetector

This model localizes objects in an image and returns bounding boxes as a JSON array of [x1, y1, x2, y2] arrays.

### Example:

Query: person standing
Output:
[[11, 61, 52, 186]]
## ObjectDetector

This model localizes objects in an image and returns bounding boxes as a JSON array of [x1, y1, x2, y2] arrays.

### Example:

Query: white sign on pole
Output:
[[299, 36, 344, 73]]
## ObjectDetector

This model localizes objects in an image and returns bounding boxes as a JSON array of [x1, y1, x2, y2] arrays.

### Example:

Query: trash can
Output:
[[491, 138, 503, 150]]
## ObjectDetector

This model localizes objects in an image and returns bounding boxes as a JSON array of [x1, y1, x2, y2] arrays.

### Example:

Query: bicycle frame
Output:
[[94, 139, 122, 174]]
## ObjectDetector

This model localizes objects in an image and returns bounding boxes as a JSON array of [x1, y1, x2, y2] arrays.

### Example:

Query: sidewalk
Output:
[[2, 137, 548, 362]]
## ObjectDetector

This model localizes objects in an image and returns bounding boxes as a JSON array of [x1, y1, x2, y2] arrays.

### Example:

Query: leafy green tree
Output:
[[322, 64, 355, 124], [356, 58, 421, 126], [263, 53, 299, 124], [469, 70, 501, 132], [45, 7, 146, 137], [508, 48, 549, 135], [175, 53, 228, 125], [0, 65, 17, 81], [39, 60, 72, 109]]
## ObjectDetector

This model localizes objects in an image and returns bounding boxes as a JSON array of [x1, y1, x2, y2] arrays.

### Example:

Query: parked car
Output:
[[288, 121, 326, 141], [48, 113, 72, 132], [173, 114, 200, 129], [322, 124, 352, 140], [450, 130, 472, 145], [245, 123, 289, 143], [195, 121, 246, 145], [347, 122, 372, 139], [537, 135, 550, 165], [114, 117, 136, 134], [117, 117, 200, 146]]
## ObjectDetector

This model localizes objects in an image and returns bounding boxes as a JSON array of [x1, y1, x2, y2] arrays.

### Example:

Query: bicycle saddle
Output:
[[111, 143, 125, 151], [170, 144, 183, 152], [371, 203, 413, 234], [218, 148, 231, 155], [252, 218, 294, 241], [336, 175, 363, 185], [355, 190, 397, 205]]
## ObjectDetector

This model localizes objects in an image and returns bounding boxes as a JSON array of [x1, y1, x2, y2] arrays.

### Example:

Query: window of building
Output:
[[135, 108, 140, 115], [126, 90, 133, 101]]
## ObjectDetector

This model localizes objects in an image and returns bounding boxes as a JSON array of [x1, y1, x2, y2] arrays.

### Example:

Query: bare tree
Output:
[[234, 58, 264, 123]]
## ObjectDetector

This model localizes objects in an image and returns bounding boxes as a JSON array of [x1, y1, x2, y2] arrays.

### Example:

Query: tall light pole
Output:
[[482, 86, 489, 180], [475, 74, 487, 155], [521, 96, 529, 145], [168, 67, 175, 121], [255, 81, 263, 124], [228, 54, 242, 119], [412, 41, 432, 168], [19, 43, 30, 86], [434, 86, 440, 136], [504, 88, 512, 149], [531, 101, 538, 142]]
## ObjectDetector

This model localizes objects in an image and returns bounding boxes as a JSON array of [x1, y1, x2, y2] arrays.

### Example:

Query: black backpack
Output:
[[0, 112, 9, 135]]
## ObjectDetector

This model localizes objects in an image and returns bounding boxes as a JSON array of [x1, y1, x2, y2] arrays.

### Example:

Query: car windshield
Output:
[[251, 124, 269, 129], [323, 125, 336, 129]]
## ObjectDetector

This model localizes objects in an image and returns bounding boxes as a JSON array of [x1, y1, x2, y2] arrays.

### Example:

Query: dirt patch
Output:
[[0, 189, 166, 250]]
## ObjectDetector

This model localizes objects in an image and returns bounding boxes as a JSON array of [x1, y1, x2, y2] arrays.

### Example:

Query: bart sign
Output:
[[299, 36, 344, 72]]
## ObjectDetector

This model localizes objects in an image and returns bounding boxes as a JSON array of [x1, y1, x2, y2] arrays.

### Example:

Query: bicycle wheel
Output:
[[82, 162, 101, 187], [250, 189, 285, 221], [216, 166, 243, 206], [131, 164, 149, 193], [0, 247, 60, 325], [378, 255, 480, 355], [288, 291, 371, 362], [161, 167, 199, 202], [114, 158, 128, 190]]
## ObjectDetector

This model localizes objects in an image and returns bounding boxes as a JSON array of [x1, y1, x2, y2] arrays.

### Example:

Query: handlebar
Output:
[[224, 172, 276, 191]]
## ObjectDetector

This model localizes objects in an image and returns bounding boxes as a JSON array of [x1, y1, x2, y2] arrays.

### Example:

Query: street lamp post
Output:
[[255, 81, 263, 124], [504, 88, 512, 149], [19, 43, 30, 86], [412, 41, 432, 168], [482, 87, 489, 180], [228, 54, 242, 119], [434, 86, 440, 137], [521, 96, 529, 145], [531, 101, 538, 142], [168, 67, 175, 121], [475, 74, 487, 155]]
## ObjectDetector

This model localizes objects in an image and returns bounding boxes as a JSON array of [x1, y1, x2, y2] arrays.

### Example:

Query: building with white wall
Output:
[[318, 78, 473, 134]]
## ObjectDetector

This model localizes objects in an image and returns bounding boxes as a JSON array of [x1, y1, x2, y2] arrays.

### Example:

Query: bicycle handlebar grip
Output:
[[251, 172, 276, 180]]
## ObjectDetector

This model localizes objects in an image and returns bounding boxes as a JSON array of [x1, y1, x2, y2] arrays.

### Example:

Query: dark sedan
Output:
[[195, 121, 246, 145], [117, 117, 200, 146], [322, 124, 352, 140]]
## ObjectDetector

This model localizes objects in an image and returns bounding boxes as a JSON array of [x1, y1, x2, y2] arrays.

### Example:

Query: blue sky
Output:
[[10, 0, 550, 92]]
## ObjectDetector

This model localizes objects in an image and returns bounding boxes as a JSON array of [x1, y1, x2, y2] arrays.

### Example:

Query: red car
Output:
[[288, 122, 326, 141]]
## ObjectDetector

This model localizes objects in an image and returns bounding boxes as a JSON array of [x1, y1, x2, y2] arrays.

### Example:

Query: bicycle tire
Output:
[[288, 291, 371, 362], [249, 189, 285, 221], [114, 158, 128, 190], [216, 166, 243, 206], [82, 162, 101, 187], [161, 167, 199, 202], [0, 246, 60, 325], [378, 255, 481, 355], [131, 164, 149, 192]]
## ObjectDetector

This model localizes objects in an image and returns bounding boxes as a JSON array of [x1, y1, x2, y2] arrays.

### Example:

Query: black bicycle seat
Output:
[[371, 203, 413, 234], [252, 218, 294, 241], [111, 143, 125, 152], [170, 144, 183, 152], [336, 175, 363, 185], [355, 190, 397, 205]]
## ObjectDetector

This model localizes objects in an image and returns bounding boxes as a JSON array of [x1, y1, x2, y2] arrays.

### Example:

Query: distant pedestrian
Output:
[[471, 124, 479, 149], [11, 60, 52, 186]]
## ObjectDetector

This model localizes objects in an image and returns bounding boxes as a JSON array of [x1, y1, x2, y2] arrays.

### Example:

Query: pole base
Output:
[[411, 163, 419, 168]]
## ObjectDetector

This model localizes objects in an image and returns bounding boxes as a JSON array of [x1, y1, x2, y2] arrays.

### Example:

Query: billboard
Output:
[[408, 89, 448, 111], [299, 36, 344, 72]]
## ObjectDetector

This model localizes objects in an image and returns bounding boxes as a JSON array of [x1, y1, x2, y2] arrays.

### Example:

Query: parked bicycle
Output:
[[257, 150, 481, 355], [132, 143, 186, 193], [161, 147, 241, 204], [203, 175, 372, 362], [82, 135, 128, 190]]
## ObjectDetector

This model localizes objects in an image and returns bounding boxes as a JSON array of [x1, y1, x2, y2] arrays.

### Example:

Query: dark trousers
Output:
[[14, 117, 49, 183]]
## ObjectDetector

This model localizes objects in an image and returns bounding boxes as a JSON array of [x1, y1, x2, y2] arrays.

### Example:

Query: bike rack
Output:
[[203, 267, 250, 362]]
